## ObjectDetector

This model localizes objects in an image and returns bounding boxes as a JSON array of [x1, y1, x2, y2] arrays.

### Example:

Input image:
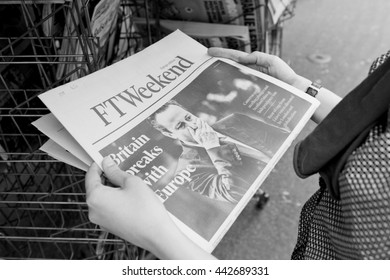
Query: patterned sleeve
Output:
[[368, 50, 390, 75], [368, 50, 390, 125]]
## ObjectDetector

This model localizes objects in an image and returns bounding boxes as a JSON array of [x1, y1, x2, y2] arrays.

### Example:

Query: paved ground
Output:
[[213, 0, 390, 259]]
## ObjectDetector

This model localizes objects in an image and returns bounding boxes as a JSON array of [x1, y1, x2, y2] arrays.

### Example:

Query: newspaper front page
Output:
[[38, 30, 319, 252]]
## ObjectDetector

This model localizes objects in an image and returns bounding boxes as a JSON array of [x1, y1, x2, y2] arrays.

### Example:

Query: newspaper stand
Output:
[[0, 0, 151, 260], [0, 0, 296, 259], [264, 0, 297, 57]]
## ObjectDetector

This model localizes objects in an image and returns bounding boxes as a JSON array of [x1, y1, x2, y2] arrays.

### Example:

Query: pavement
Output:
[[212, 0, 390, 259]]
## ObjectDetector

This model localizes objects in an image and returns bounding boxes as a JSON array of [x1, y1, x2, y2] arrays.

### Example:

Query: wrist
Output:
[[305, 81, 323, 98], [290, 75, 312, 92], [150, 221, 214, 260], [147, 220, 182, 259]]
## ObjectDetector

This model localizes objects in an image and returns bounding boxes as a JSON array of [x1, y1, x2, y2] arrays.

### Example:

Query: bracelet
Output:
[[306, 82, 322, 98]]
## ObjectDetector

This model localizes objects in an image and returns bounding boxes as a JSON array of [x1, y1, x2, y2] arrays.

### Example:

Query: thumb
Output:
[[85, 162, 103, 197], [102, 156, 129, 187]]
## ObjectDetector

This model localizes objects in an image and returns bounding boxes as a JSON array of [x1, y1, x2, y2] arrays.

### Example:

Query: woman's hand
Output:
[[85, 157, 172, 253], [208, 47, 310, 92], [208, 47, 341, 123], [85, 157, 216, 259]]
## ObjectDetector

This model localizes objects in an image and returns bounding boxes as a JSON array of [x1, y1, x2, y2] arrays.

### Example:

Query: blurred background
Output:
[[214, 0, 390, 259]]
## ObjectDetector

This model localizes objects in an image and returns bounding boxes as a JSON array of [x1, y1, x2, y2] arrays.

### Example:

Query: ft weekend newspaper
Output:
[[38, 30, 319, 252]]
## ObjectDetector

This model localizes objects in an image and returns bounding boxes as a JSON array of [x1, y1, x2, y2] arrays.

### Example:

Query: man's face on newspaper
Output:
[[155, 104, 199, 143]]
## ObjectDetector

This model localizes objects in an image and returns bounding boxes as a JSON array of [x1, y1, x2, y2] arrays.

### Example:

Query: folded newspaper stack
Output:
[[32, 30, 318, 252]]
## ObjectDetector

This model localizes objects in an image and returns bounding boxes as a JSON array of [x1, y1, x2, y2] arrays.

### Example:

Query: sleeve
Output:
[[368, 50, 390, 75]]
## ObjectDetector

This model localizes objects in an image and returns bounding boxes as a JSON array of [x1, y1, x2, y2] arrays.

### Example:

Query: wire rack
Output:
[[0, 0, 296, 260], [0, 0, 154, 260]]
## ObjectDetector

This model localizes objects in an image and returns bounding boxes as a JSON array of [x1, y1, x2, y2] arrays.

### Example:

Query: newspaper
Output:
[[40, 139, 89, 172], [146, 0, 243, 25], [36, 30, 319, 252], [239, 0, 265, 52], [32, 113, 93, 167], [268, 0, 293, 24], [133, 18, 251, 52], [90, 0, 120, 48]]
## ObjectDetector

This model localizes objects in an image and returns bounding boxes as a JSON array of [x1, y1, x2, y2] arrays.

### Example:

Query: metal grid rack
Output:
[[0, 0, 152, 259], [0, 0, 296, 259], [264, 0, 297, 57]]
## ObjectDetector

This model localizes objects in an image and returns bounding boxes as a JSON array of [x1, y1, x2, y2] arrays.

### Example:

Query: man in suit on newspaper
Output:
[[148, 100, 289, 204]]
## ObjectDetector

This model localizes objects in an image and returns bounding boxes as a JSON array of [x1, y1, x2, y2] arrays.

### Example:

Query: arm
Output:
[[85, 157, 216, 260], [289, 74, 341, 123], [208, 48, 342, 124]]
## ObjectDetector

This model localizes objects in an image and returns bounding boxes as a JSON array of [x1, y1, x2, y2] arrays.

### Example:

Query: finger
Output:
[[208, 47, 249, 62], [196, 118, 203, 131], [203, 120, 213, 134], [240, 52, 273, 68], [85, 162, 103, 197], [187, 126, 197, 140], [257, 65, 270, 74], [102, 156, 129, 187], [197, 119, 207, 137]]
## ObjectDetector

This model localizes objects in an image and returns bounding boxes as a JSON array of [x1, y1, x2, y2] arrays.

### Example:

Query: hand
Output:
[[85, 157, 217, 260], [208, 48, 341, 124], [85, 157, 176, 254], [188, 118, 220, 150], [208, 47, 309, 91]]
